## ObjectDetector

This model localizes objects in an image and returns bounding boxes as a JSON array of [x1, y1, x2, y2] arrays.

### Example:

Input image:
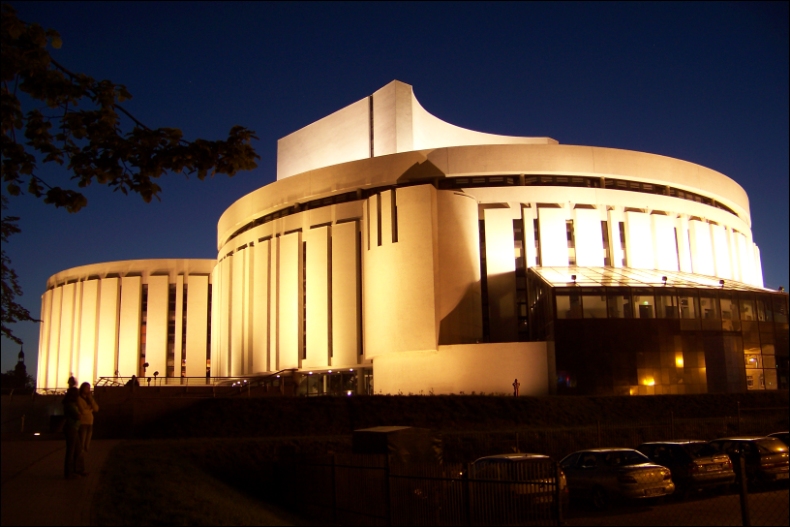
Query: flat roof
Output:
[[530, 267, 782, 294]]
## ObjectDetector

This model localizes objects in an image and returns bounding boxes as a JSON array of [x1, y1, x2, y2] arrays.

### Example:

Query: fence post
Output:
[[597, 420, 602, 447], [20, 414, 25, 433], [331, 454, 337, 524], [670, 410, 675, 439], [463, 462, 471, 526], [736, 401, 741, 435], [385, 455, 392, 526], [555, 462, 565, 526], [738, 455, 751, 527]]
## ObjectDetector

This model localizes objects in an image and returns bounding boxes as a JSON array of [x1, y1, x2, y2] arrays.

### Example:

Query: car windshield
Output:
[[601, 450, 650, 467]]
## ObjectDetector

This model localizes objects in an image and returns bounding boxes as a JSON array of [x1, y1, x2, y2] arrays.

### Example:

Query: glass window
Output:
[[720, 294, 739, 320], [656, 291, 679, 319], [764, 370, 778, 391], [739, 295, 756, 321], [774, 297, 789, 324], [745, 369, 765, 390], [699, 294, 720, 320], [678, 291, 699, 319], [607, 291, 633, 318], [760, 330, 775, 355], [632, 289, 655, 319], [744, 353, 762, 369], [556, 292, 582, 319], [756, 297, 773, 322], [720, 293, 740, 331], [582, 289, 607, 319]]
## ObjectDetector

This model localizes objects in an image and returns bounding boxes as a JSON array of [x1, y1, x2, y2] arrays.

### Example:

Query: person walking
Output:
[[77, 382, 99, 473], [62, 387, 85, 479]]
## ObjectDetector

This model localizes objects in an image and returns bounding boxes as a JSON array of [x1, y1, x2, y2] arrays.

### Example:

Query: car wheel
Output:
[[592, 486, 608, 510]]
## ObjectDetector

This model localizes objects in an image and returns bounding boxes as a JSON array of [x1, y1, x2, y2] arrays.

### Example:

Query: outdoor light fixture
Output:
[[33, 432, 40, 436], [662, 276, 667, 286], [719, 279, 725, 288], [571, 274, 577, 283]]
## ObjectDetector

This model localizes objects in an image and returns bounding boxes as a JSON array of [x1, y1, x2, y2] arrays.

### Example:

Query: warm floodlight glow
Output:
[[349, 369, 354, 371], [346, 390, 353, 396], [642, 377, 656, 386], [675, 355, 684, 368], [33, 432, 41, 436], [308, 372, 313, 375]]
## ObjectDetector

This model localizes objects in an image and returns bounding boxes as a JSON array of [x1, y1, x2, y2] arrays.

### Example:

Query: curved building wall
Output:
[[36, 80, 775, 396], [37, 259, 215, 388]]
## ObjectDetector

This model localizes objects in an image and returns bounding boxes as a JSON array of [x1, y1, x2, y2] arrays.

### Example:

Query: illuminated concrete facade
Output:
[[38, 80, 780, 395]]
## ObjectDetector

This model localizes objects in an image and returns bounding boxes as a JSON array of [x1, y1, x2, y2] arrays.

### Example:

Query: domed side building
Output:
[[37, 80, 789, 396]]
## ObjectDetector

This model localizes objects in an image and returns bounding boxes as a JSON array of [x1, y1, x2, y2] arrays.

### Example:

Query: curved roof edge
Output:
[[45, 258, 216, 289], [276, 80, 557, 180]]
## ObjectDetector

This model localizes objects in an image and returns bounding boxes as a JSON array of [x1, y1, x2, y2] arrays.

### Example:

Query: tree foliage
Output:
[[0, 3, 260, 343]]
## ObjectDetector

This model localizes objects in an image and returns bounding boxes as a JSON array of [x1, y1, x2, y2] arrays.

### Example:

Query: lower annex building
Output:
[[36, 81, 789, 396]]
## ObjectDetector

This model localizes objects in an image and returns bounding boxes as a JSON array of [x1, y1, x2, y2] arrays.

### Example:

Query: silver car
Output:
[[637, 440, 735, 496], [560, 448, 675, 509]]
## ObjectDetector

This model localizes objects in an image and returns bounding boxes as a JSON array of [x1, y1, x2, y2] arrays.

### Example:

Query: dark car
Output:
[[637, 440, 735, 496], [470, 454, 569, 522], [704, 437, 789, 484], [767, 432, 789, 447], [560, 449, 674, 509]]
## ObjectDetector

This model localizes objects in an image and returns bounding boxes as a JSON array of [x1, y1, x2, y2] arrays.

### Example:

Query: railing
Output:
[[271, 454, 566, 526]]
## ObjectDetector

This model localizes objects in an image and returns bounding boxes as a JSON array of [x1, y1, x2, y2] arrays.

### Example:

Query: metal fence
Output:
[[268, 453, 787, 526], [270, 454, 566, 526]]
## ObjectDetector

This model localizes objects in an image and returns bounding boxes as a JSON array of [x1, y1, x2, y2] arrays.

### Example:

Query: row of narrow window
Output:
[[225, 175, 737, 248]]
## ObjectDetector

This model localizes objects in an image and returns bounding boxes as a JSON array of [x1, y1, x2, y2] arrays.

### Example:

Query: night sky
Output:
[[3, 2, 788, 376]]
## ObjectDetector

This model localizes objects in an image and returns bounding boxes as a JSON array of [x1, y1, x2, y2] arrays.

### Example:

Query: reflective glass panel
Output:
[[582, 292, 608, 319], [699, 294, 720, 319], [633, 289, 655, 319], [764, 370, 778, 390], [556, 293, 582, 319], [744, 353, 762, 369], [739, 295, 756, 321], [656, 291, 679, 319], [607, 292, 633, 318], [756, 298, 773, 322], [720, 293, 740, 331], [678, 291, 698, 319], [774, 297, 789, 324]]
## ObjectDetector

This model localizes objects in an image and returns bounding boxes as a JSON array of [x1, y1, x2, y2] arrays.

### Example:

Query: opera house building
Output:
[[36, 81, 789, 396]]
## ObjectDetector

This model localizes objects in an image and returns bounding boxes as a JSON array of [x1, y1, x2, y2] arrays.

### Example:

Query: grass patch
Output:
[[91, 438, 344, 526]]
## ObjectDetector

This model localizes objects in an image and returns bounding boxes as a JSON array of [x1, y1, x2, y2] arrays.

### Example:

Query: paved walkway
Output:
[[1, 438, 119, 526]]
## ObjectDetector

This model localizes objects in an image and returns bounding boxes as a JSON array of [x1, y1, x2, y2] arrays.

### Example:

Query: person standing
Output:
[[77, 382, 99, 473], [62, 387, 85, 479]]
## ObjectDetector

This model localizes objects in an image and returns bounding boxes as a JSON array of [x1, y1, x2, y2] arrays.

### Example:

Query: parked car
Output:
[[637, 440, 735, 496], [560, 448, 674, 509], [470, 454, 569, 521], [704, 437, 789, 484], [767, 431, 789, 447]]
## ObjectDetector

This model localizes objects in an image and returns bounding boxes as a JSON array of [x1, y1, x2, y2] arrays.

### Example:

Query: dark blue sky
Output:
[[3, 2, 788, 375]]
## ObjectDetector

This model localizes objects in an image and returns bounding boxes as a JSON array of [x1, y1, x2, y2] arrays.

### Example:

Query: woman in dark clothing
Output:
[[62, 387, 85, 479]]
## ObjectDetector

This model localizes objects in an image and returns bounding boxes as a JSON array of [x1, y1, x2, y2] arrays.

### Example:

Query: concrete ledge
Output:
[[372, 342, 548, 396]]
